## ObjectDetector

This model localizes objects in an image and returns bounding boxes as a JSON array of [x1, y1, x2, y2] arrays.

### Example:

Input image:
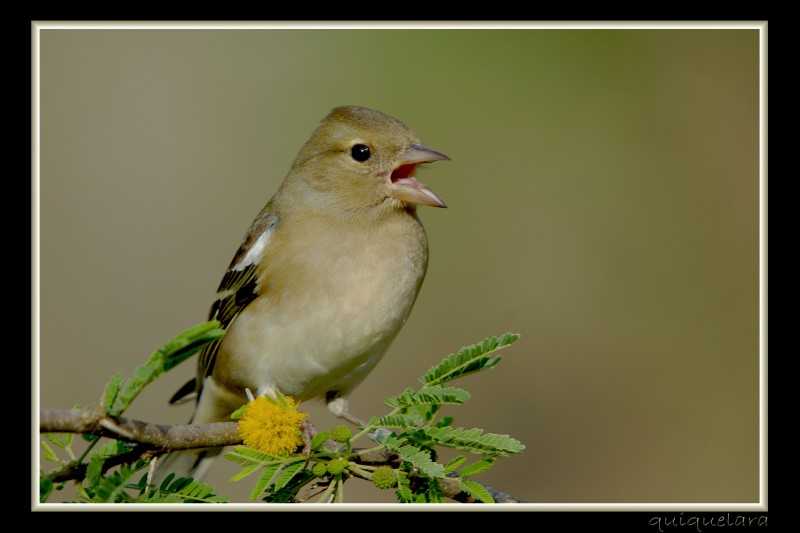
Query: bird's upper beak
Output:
[[387, 144, 450, 208]]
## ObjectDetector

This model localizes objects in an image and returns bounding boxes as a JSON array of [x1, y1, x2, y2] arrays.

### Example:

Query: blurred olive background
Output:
[[37, 26, 761, 504]]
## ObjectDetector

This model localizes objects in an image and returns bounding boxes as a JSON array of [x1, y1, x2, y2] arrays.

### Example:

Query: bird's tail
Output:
[[152, 376, 241, 487]]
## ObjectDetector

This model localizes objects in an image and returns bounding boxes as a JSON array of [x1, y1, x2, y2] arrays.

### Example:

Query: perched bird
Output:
[[160, 105, 449, 480]]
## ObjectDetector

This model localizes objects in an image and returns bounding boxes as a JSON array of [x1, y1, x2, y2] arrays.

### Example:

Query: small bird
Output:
[[161, 105, 449, 480]]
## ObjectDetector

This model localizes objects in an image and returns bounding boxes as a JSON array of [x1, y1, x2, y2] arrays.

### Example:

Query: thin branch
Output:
[[40, 407, 241, 450]]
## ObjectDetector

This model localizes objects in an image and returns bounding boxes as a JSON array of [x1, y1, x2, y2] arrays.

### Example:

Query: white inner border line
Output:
[[31, 20, 768, 513]]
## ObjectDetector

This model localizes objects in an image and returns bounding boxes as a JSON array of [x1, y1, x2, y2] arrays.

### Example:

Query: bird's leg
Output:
[[300, 418, 317, 466], [325, 394, 365, 427], [326, 392, 393, 445]]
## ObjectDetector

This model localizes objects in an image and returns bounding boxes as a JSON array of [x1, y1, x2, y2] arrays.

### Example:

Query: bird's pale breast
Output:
[[214, 210, 428, 404]]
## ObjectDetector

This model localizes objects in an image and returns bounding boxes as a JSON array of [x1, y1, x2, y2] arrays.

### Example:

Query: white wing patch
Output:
[[232, 229, 272, 271]]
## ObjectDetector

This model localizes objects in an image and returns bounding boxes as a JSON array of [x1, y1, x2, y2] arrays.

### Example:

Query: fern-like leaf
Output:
[[368, 414, 426, 428], [443, 455, 467, 473], [310, 431, 330, 451], [40, 477, 56, 502], [103, 373, 122, 412], [421, 333, 520, 386], [92, 460, 147, 503], [225, 445, 285, 465], [229, 463, 262, 482], [460, 479, 495, 503], [247, 459, 305, 501], [382, 436, 446, 479], [161, 320, 226, 372], [396, 478, 414, 503], [225, 446, 287, 482], [460, 458, 495, 477], [384, 386, 470, 409], [140, 476, 228, 503], [85, 440, 131, 489], [108, 321, 224, 416], [422, 427, 525, 457], [40, 441, 58, 462], [249, 463, 281, 501], [273, 460, 305, 492], [262, 469, 316, 503], [426, 479, 446, 503], [43, 432, 72, 450]]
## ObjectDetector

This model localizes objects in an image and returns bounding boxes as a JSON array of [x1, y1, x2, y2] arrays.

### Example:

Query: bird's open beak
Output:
[[387, 144, 450, 208]]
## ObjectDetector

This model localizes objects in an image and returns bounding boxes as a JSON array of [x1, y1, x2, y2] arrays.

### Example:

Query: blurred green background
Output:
[[37, 26, 761, 504]]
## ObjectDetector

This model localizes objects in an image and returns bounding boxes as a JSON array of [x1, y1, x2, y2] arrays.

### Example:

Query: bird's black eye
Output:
[[350, 144, 371, 162]]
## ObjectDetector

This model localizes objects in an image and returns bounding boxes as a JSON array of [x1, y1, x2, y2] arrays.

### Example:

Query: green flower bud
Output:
[[330, 425, 353, 443], [326, 457, 349, 476], [311, 462, 327, 477], [371, 466, 397, 489]]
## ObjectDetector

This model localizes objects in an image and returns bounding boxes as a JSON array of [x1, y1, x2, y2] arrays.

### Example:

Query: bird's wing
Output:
[[169, 210, 279, 405], [200, 210, 279, 380]]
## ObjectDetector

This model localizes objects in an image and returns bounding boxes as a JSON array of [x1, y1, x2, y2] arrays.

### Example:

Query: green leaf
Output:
[[43, 433, 69, 449], [39, 477, 55, 503], [426, 479, 446, 503], [108, 321, 225, 416], [435, 416, 455, 428], [229, 463, 262, 482], [368, 414, 426, 428], [225, 445, 285, 466], [246, 458, 306, 501], [273, 460, 305, 492], [422, 427, 525, 457], [310, 431, 330, 451], [396, 480, 414, 503], [40, 440, 58, 462], [91, 461, 148, 503], [460, 458, 495, 477], [249, 463, 281, 501], [176, 481, 228, 503], [103, 373, 123, 411], [159, 320, 227, 372], [382, 436, 446, 479], [271, 389, 291, 408], [263, 469, 316, 503], [225, 446, 289, 483], [157, 473, 177, 492], [443, 455, 467, 473], [384, 388, 414, 408], [85, 454, 105, 488], [230, 404, 249, 420], [384, 386, 471, 409], [85, 440, 129, 489], [134, 365, 155, 383], [460, 479, 495, 503], [140, 476, 228, 503], [421, 333, 520, 386]]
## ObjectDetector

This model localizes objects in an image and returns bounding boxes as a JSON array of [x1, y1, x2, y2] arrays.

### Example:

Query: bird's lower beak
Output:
[[387, 144, 450, 208]]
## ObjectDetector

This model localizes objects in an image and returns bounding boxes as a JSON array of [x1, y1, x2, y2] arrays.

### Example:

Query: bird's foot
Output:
[[326, 396, 365, 428]]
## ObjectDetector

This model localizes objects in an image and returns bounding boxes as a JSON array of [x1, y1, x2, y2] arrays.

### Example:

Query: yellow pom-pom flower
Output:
[[237, 394, 308, 456]]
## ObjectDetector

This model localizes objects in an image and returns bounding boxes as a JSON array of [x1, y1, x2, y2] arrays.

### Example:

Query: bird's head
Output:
[[286, 106, 450, 215]]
